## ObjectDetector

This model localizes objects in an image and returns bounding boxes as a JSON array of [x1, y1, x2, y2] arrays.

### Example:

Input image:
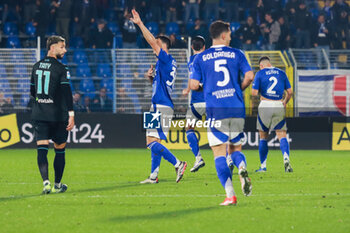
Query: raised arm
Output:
[[130, 9, 161, 56]]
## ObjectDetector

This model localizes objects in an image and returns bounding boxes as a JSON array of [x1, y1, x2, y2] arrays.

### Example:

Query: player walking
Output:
[[182, 36, 206, 172], [30, 36, 74, 194], [190, 21, 254, 205], [131, 9, 187, 183], [252, 56, 293, 173]]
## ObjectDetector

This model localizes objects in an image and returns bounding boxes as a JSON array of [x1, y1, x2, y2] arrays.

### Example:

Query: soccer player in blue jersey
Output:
[[252, 56, 293, 173], [190, 21, 254, 205], [131, 9, 187, 184], [182, 36, 206, 172]]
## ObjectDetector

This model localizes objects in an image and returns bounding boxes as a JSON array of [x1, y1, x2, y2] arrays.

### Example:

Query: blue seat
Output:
[[73, 50, 88, 64], [115, 36, 123, 48], [13, 65, 28, 78], [20, 94, 30, 107], [0, 65, 7, 78], [166, 22, 180, 35], [0, 79, 13, 101], [76, 64, 92, 78], [310, 8, 320, 20], [17, 79, 30, 93], [6, 36, 21, 48], [70, 37, 84, 49], [25, 22, 36, 37], [3, 22, 18, 36], [145, 22, 159, 35], [79, 79, 96, 99], [100, 78, 114, 99], [97, 63, 112, 78], [107, 22, 120, 35], [230, 22, 241, 33]]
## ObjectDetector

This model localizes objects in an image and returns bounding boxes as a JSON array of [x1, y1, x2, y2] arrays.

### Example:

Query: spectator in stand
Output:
[[236, 16, 260, 51], [33, 0, 50, 48], [73, 0, 96, 44], [322, 0, 333, 21], [166, 0, 178, 23], [285, 0, 299, 22], [52, 0, 72, 43], [83, 96, 92, 113], [90, 19, 114, 48], [255, 0, 268, 24], [205, 0, 219, 23], [23, 0, 37, 23], [73, 92, 87, 112], [312, 14, 331, 66], [183, 0, 201, 23], [149, 0, 162, 22], [260, 12, 280, 50], [333, 9, 350, 49], [122, 10, 138, 48], [169, 33, 186, 48], [294, 1, 312, 48], [276, 15, 291, 50], [2, 0, 21, 23], [116, 87, 133, 113], [0, 92, 14, 114], [95, 0, 109, 18], [332, 0, 350, 22], [92, 87, 113, 112], [189, 19, 208, 40], [223, 0, 239, 22]]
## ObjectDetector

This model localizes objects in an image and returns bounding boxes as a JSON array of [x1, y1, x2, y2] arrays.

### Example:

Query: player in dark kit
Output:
[[30, 35, 75, 194]]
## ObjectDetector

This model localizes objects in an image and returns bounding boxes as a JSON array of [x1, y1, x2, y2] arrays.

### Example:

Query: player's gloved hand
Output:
[[66, 116, 75, 131]]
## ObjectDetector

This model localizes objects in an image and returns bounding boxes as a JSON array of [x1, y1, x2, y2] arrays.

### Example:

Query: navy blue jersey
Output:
[[188, 54, 204, 104], [191, 46, 252, 120], [252, 67, 291, 100], [152, 49, 177, 108]]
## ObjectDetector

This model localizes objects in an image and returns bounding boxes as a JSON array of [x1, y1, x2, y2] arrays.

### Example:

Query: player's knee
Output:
[[146, 136, 160, 146], [54, 142, 66, 149], [228, 144, 242, 154], [37, 140, 49, 145], [259, 131, 268, 140]]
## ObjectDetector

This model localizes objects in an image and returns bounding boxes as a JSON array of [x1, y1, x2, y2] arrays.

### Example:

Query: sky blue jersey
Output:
[[191, 45, 252, 120], [188, 54, 204, 104], [252, 67, 291, 100], [152, 49, 177, 108]]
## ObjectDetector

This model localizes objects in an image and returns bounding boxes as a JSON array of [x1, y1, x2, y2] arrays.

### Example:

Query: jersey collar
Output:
[[210, 45, 226, 48]]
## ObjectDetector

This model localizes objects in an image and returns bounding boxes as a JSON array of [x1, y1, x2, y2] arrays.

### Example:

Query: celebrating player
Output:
[[131, 9, 187, 184], [182, 36, 206, 172], [252, 56, 293, 173], [190, 21, 254, 205], [30, 36, 74, 194]]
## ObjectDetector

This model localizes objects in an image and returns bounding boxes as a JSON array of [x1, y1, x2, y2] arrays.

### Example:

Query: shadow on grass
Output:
[[0, 182, 142, 202], [109, 206, 219, 222]]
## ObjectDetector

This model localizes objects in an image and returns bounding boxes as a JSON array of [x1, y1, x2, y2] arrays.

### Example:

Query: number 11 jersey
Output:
[[191, 45, 252, 120], [30, 56, 71, 122]]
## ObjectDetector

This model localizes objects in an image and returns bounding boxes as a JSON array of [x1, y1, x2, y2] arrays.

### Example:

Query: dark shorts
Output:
[[34, 121, 68, 144]]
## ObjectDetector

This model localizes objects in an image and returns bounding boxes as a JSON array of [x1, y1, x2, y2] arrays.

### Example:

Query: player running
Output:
[[190, 21, 254, 205], [182, 36, 206, 172], [252, 56, 293, 173], [30, 36, 74, 194], [131, 9, 187, 184]]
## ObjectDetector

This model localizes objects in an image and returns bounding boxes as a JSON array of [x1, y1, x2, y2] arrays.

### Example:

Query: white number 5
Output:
[[215, 59, 230, 87]]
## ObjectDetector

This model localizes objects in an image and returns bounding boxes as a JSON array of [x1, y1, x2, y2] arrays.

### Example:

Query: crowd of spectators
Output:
[[0, 0, 349, 50]]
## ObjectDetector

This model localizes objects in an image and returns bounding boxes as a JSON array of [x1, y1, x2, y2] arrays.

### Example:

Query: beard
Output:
[[56, 53, 64, 59]]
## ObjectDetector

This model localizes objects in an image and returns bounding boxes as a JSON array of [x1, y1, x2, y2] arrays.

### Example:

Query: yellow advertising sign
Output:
[[163, 119, 208, 149], [332, 122, 350, 151], [0, 114, 20, 149]]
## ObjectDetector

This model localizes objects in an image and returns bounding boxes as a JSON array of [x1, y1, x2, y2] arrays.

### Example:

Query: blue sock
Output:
[[215, 156, 235, 197], [150, 151, 161, 178], [231, 151, 247, 170], [280, 137, 290, 161], [259, 139, 268, 168], [186, 129, 200, 157], [148, 141, 178, 166]]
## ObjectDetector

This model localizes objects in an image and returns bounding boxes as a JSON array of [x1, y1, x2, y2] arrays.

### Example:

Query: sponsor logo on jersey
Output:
[[37, 98, 54, 103]]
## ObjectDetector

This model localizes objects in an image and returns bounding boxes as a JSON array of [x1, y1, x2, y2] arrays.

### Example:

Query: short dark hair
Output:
[[156, 35, 171, 49], [209, 20, 230, 40], [259, 56, 270, 64], [192, 36, 205, 51], [46, 35, 65, 50]]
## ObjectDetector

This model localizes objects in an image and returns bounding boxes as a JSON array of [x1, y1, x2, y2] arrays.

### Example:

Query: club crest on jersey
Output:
[[333, 75, 350, 116], [143, 111, 161, 129]]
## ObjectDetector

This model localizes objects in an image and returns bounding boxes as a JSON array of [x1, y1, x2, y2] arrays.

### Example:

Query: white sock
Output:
[[43, 180, 50, 186], [225, 178, 235, 198]]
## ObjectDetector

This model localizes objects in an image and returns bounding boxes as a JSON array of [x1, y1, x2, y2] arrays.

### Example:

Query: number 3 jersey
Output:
[[152, 49, 176, 109], [30, 57, 72, 122], [191, 45, 252, 120], [252, 67, 291, 100]]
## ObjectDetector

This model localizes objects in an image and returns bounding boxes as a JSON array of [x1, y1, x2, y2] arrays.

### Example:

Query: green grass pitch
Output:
[[0, 149, 349, 233]]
